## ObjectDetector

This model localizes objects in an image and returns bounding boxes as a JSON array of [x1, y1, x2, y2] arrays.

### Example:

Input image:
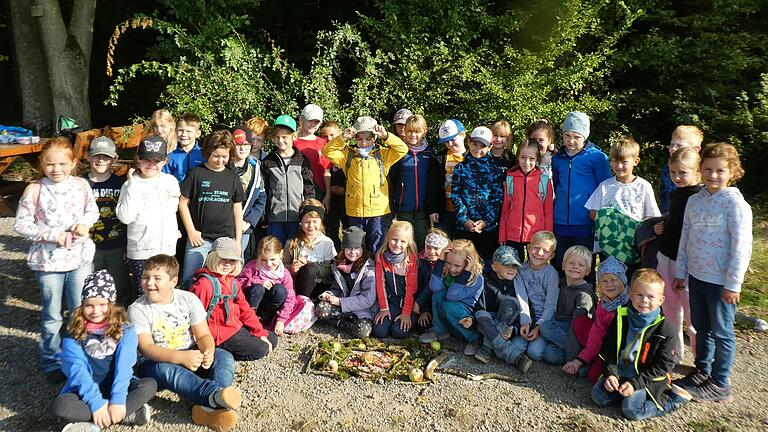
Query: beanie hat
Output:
[[598, 256, 628, 287], [342, 226, 366, 249], [82, 270, 117, 303], [492, 246, 522, 267], [562, 111, 590, 139], [437, 119, 466, 144]]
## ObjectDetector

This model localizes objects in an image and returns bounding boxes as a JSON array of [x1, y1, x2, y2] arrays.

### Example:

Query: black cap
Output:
[[137, 135, 168, 160]]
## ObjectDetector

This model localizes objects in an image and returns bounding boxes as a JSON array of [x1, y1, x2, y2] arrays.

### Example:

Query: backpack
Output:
[[345, 147, 385, 186], [185, 274, 239, 323], [505, 171, 549, 202]]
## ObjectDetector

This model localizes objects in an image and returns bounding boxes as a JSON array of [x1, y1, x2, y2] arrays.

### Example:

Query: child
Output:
[[515, 231, 560, 361], [416, 228, 451, 328], [244, 117, 269, 161], [471, 246, 533, 373], [563, 257, 629, 383], [52, 270, 156, 430], [188, 237, 278, 360], [420, 239, 485, 356], [586, 137, 661, 269], [262, 115, 315, 245], [164, 112, 204, 183], [655, 147, 702, 361], [673, 143, 752, 402], [229, 125, 267, 258], [526, 118, 557, 178], [499, 138, 554, 260], [490, 120, 516, 169], [392, 108, 413, 140], [436, 119, 467, 236], [592, 269, 691, 420], [539, 245, 596, 365], [116, 136, 181, 300], [451, 126, 506, 260], [319, 121, 347, 250], [294, 104, 332, 201], [659, 125, 703, 213], [237, 236, 296, 336], [316, 226, 377, 338], [15, 138, 99, 382], [322, 116, 408, 253], [179, 130, 246, 283], [148, 109, 177, 153], [372, 221, 421, 339], [283, 199, 337, 298], [128, 254, 241, 431], [388, 114, 444, 247], [551, 112, 611, 273], [84, 136, 130, 306]]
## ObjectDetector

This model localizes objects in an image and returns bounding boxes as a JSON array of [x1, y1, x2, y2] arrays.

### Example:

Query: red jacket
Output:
[[498, 166, 553, 244], [189, 268, 268, 346], [575, 301, 616, 365], [375, 253, 418, 317]]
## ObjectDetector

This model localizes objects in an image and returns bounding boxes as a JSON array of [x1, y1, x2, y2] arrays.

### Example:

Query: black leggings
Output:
[[219, 327, 279, 361], [316, 302, 373, 338], [293, 263, 329, 299], [51, 377, 157, 423]]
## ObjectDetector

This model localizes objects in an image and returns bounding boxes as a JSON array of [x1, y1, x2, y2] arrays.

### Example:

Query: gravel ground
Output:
[[1, 216, 767, 432]]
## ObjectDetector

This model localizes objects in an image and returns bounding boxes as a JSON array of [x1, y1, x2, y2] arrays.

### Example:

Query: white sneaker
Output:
[[61, 423, 99, 432]]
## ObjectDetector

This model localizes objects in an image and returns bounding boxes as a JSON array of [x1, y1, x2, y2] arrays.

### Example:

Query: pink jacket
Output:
[[575, 301, 616, 365], [237, 261, 296, 325], [498, 166, 553, 244]]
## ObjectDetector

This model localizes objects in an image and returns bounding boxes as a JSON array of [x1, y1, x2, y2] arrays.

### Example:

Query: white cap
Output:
[[301, 104, 324, 122], [469, 126, 493, 147], [437, 119, 465, 144], [354, 116, 378, 133]]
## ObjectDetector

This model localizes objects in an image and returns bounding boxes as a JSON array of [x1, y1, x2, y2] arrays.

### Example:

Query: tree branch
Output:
[[38, 0, 67, 58], [70, 0, 97, 60]]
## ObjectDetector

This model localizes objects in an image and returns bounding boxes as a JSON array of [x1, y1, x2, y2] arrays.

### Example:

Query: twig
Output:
[[435, 367, 526, 383]]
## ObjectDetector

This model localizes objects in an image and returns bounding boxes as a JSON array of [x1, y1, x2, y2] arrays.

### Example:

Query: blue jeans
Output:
[[138, 348, 235, 407], [431, 290, 479, 342], [36, 264, 92, 373], [688, 275, 736, 387], [539, 319, 569, 364], [592, 378, 683, 420], [181, 239, 213, 284], [347, 216, 383, 254], [524, 335, 547, 361], [267, 222, 299, 246]]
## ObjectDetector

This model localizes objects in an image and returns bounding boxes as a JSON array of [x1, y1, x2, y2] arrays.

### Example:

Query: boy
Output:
[[261, 115, 315, 245], [164, 112, 204, 183], [451, 126, 505, 260], [388, 114, 445, 247], [244, 117, 269, 161], [436, 119, 467, 236], [585, 137, 661, 268], [319, 121, 347, 250], [322, 116, 407, 253], [592, 268, 691, 420], [128, 254, 241, 431], [230, 125, 266, 259], [293, 104, 331, 201], [539, 245, 596, 365], [84, 136, 130, 306], [659, 125, 703, 213], [470, 246, 533, 373], [179, 130, 246, 283], [117, 136, 181, 300], [551, 111, 612, 275]]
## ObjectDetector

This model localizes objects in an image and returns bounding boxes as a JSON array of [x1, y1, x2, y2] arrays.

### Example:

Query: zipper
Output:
[[567, 158, 572, 225], [520, 171, 528, 243], [283, 156, 290, 223], [413, 151, 419, 210]]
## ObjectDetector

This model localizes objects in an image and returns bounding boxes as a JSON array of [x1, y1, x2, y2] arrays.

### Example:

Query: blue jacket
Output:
[[389, 147, 445, 214], [59, 324, 138, 413], [429, 259, 484, 308], [451, 154, 505, 231], [658, 163, 676, 214], [240, 156, 267, 231], [551, 142, 611, 230], [163, 143, 204, 183]]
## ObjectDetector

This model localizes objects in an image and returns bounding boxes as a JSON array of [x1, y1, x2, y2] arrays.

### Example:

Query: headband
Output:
[[299, 204, 325, 221], [425, 233, 450, 250]]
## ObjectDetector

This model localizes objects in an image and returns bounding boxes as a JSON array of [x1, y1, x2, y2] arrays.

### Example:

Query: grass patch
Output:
[[740, 201, 768, 320], [687, 418, 738, 432]]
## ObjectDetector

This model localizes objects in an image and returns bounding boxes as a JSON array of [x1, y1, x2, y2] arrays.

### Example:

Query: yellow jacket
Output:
[[323, 134, 407, 218]]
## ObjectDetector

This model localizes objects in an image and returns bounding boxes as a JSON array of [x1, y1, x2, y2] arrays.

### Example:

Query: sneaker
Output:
[[419, 330, 450, 344], [688, 378, 733, 403], [463, 338, 482, 356], [45, 369, 66, 384], [672, 370, 709, 390], [212, 386, 242, 410], [474, 345, 493, 364], [191, 405, 239, 432], [515, 353, 532, 374], [669, 384, 693, 403], [61, 423, 99, 432], [123, 403, 151, 426]]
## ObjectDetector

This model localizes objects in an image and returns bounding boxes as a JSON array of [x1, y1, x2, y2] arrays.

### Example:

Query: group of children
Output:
[[13, 105, 753, 430]]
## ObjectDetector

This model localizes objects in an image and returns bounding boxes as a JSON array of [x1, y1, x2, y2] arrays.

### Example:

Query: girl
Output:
[[499, 139, 554, 260], [526, 118, 557, 178], [654, 147, 702, 361], [237, 236, 296, 336], [316, 226, 376, 338], [490, 120, 516, 169], [673, 143, 752, 403], [148, 109, 177, 152], [420, 239, 485, 356], [52, 270, 156, 430], [372, 221, 420, 339], [14, 138, 99, 382], [284, 199, 337, 298], [189, 237, 278, 360], [562, 257, 629, 383], [415, 228, 451, 329]]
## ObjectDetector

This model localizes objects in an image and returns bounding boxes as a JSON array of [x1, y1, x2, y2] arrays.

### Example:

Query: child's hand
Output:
[[179, 350, 204, 371], [372, 124, 388, 140], [274, 321, 285, 336], [672, 278, 687, 293], [474, 220, 487, 232], [260, 336, 273, 354], [520, 323, 530, 338], [418, 312, 432, 327], [653, 220, 665, 235], [92, 403, 112, 429], [722, 289, 740, 305], [562, 359, 582, 375], [126, 167, 135, 180], [395, 313, 412, 332], [71, 224, 88, 238], [429, 213, 439, 223], [525, 325, 540, 341], [323, 195, 331, 212], [458, 316, 473, 329], [57, 232, 68, 247], [108, 403, 127, 424], [201, 349, 214, 369], [500, 325, 516, 340], [604, 375, 620, 392], [188, 230, 204, 247], [326, 294, 340, 306], [374, 309, 391, 325], [290, 260, 305, 273], [263, 280, 274, 290], [439, 245, 452, 261], [618, 381, 635, 397], [343, 127, 356, 140], [465, 254, 474, 271], [463, 220, 476, 231]]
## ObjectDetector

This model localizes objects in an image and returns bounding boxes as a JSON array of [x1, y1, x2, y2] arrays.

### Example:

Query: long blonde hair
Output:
[[148, 109, 177, 152], [443, 239, 483, 285], [68, 302, 127, 342], [377, 220, 418, 265]]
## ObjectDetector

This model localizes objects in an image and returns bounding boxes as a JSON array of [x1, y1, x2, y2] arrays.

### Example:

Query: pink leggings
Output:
[[656, 251, 696, 362]]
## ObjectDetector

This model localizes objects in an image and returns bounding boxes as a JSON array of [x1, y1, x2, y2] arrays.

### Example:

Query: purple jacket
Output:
[[328, 258, 377, 320]]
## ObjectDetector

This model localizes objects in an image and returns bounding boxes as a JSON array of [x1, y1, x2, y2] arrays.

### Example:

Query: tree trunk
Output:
[[5, 0, 54, 135]]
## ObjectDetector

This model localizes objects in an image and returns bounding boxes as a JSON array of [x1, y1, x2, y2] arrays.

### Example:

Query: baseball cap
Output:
[[469, 126, 493, 147], [229, 125, 254, 146], [437, 119, 466, 144], [353, 116, 378, 133], [493, 246, 522, 267], [301, 104, 324, 122], [136, 135, 168, 161], [212, 237, 241, 261], [273, 115, 297, 132], [88, 136, 117, 158], [393, 109, 413, 125]]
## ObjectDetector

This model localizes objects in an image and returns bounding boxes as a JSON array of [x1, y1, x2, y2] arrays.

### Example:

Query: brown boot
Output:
[[191, 405, 238, 432]]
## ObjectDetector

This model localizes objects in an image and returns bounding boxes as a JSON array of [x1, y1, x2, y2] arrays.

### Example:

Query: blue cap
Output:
[[437, 119, 466, 144], [492, 246, 522, 267], [562, 111, 590, 140]]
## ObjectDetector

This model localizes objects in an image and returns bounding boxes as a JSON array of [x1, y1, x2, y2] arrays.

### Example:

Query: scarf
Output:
[[383, 250, 406, 264], [375, 252, 418, 317], [85, 320, 109, 334], [259, 262, 286, 282], [83, 320, 117, 359], [408, 141, 429, 154], [601, 291, 629, 312], [336, 260, 353, 274], [619, 305, 661, 378]]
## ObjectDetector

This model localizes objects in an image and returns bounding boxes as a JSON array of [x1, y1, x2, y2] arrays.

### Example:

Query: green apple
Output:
[[331, 341, 342, 353], [430, 341, 442, 352], [327, 359, 339, 373], [409, 368, 424, 382]]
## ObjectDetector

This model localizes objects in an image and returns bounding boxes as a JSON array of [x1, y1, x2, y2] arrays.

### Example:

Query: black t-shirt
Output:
[[84, 173, 127, 250], [658, 184, 703, 260], [181, 165, 246, 241]]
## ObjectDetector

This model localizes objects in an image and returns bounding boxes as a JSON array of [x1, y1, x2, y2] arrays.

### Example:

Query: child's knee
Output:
[[271, 284, 288, 304]]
